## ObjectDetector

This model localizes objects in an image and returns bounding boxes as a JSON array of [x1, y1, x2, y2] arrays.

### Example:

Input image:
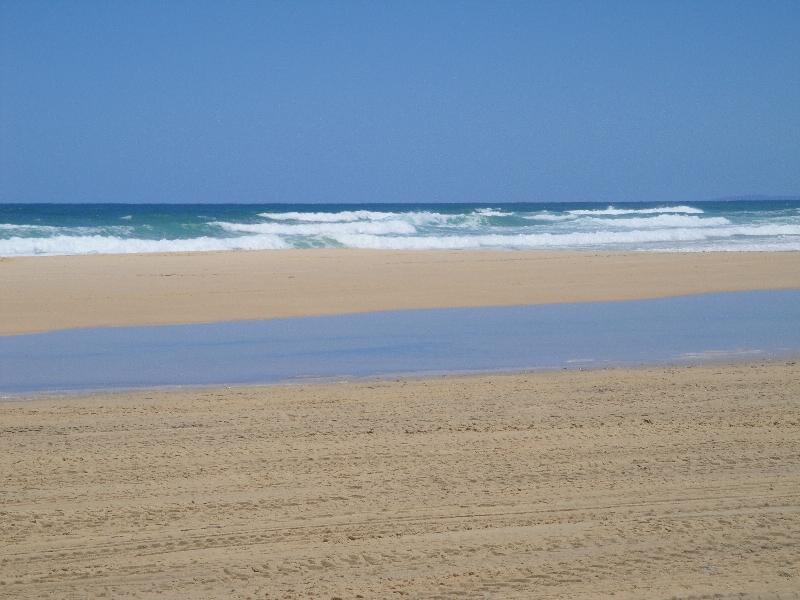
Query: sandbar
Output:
[[2, 360, 798, 598], [2, 249, 800, 335]]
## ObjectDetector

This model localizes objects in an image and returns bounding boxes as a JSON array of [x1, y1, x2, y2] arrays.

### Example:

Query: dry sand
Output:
[[2, 360, 799, 599], [2, 249, 800, 335]]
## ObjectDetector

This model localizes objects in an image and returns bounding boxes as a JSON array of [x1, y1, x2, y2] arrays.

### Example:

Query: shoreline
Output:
[[2, 249, 800, 335], [3, 351, 794, 402], [3, 358, 798, 598]]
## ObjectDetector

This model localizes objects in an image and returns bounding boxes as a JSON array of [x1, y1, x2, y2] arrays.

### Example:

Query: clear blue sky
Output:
[[1, 1, 798, 204]]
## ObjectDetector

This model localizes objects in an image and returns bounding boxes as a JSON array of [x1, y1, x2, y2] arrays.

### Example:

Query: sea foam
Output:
[[1, 201, 798, 256], [0, 234, 287, 256]]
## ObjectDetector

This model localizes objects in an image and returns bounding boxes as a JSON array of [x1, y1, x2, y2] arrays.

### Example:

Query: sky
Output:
[[0, 1, 798, 205]]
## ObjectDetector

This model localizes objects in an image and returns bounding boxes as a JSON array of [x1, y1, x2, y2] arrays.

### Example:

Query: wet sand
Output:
[[2, 249, 800, 335], [2, 360, 799, 599], [4, 290, 800, 394]]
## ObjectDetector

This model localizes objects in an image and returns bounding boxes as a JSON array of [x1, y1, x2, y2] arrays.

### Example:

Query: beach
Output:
[[2, 361, 799, 599], [2, 249, 799, 599], [4, 0, 799, 596], [2, 249, 800, 335]]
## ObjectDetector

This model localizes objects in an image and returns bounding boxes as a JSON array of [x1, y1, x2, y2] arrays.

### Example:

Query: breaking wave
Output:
[[1, 201, 798, 256], [0, 234, 287, 256]]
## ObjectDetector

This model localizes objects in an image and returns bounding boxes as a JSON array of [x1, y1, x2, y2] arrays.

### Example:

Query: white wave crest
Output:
[[522, 213, 573, 221], [0, 234, 287, 257], [0, 223, 135, 235], [259, 208, 511, 223], [580, 215, 730, 228], [4, 205, 798, 256], [0, 223, 63, 232], [257, 210, 483, 231], [568, 205, 704, 216], [474, 208, 513, 216], [318, 223, 800, 250], [258, 210, 397, 222], [214, 220, 417, 236]]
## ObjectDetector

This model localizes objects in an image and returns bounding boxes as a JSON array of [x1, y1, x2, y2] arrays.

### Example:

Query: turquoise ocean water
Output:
[[1, 200, 799, 256]]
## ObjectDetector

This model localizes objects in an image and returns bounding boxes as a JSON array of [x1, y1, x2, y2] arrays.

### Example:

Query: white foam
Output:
[[579, 215, 730, 228], [258, 209, 500, 227], [0, 223, 62, 231], [214, 219, 417, 236], [474, 208, 513, 217], [320, 224, 800, 251], [403, 211, 478, 227], [659, 240, 800, 252], [567, 205, 704, 216], [3, 206, 797, 256], [522, 213, 573, 221], [0, 223, 134, 235], [258, 210, 397, 222], [0, 234, 287, 257]]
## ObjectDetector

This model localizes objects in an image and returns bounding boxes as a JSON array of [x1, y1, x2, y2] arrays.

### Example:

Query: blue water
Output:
[[2, 200, 800, 255], [2, 290, 798, 394]]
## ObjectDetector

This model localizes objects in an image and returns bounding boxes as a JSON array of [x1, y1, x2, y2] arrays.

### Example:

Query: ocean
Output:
[[1, 200, 799, 256]]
